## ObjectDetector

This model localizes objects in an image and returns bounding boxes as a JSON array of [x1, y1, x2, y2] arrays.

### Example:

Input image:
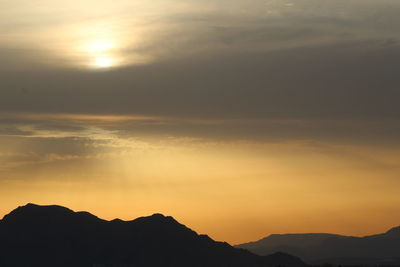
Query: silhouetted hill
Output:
[[236, 227, 400, 265], [0, 203, 307, 267], [262, 252, 307, 267]]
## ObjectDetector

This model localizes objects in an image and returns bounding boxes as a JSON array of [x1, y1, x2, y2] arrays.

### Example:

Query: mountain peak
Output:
[[133, 213, 179, 224], [25, 202, 38, 207], [1, 203, 103, 225], [386, 226, 400, 236], [2, 203, 74, 221], [150, 213, 167, 218]]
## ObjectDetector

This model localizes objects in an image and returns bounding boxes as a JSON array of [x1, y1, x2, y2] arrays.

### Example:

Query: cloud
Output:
[[0, 126, 34, 136], [1, 40, 400, 122]]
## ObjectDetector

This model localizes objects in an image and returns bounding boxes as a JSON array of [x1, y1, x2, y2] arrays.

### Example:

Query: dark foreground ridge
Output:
[[236, 226, 400, 266], [0, 203, 306, 267]]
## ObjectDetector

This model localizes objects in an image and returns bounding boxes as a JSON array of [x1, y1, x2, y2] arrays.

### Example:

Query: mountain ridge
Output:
[[0, 203, 306, 267], [236, 226, 400, 265]]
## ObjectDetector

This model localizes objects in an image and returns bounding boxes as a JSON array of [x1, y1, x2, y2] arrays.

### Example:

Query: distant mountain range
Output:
[[236, 227, 400, 265], [0, 203, 305, 267]]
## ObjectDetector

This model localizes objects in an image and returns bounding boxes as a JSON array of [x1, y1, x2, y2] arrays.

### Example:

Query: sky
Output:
[[1, 0, 400, 244]]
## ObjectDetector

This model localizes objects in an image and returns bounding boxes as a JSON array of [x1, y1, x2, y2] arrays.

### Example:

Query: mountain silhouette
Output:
[[0, 203, 306, 267], [236, 227, 400, 265]]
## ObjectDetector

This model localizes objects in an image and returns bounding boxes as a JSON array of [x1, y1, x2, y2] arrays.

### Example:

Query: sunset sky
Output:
[[1, 0, 400, 244]]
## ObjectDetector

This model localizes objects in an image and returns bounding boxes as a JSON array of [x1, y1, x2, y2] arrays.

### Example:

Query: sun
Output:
[[93, 57, 115, 68], [78, 39, 119, 69]]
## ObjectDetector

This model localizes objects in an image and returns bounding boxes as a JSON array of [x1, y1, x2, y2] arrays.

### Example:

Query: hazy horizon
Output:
[[1, 0, 400, 244]]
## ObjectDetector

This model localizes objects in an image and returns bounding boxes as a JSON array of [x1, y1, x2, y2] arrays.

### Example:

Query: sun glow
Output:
[[66, 20, 151, 69], [82, 40, 119, 69], [93, 57, 115, 68], [86, 40, 115, 53]]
